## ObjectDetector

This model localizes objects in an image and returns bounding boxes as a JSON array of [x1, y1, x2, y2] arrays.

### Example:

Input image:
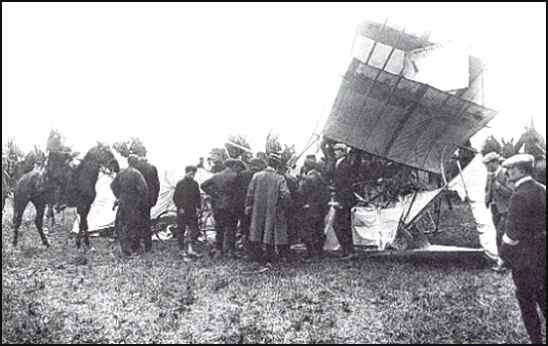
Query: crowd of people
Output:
[[482, 152, 545, 344], [109, 142, 360, 266], [107, 141, 545, 344]]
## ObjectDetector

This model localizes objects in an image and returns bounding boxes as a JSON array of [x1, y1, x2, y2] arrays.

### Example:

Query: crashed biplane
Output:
[[321, 19, 500, 257]]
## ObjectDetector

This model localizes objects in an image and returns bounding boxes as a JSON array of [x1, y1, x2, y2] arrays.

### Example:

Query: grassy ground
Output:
[[2, 200, 544, 343]]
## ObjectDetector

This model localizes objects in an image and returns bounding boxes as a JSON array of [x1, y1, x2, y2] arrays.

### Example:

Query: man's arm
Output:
[[200, 178, 217, 199], [151, 166, 161, 205]]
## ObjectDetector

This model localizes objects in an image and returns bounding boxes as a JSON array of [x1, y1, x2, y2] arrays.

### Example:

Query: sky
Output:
[[2, 2, 546, 168]]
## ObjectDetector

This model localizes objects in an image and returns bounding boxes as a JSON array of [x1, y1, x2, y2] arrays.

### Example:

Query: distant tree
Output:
[[480, 135, 502, 156], [226, 134, 252, 163], [113, 137, 147, 158]]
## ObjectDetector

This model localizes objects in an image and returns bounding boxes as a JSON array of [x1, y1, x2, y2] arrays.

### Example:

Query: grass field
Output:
[[1, 199, 544, 343]]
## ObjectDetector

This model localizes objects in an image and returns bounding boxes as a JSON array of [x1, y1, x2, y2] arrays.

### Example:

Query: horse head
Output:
[[500, 138, 516, 158], [93, 142, 120, 174]]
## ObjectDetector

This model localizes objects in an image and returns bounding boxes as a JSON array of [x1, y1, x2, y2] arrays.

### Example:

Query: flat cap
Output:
[[333, 143, 347, 150], [482, 152, 502, 164], [502, 153, 535, 168]]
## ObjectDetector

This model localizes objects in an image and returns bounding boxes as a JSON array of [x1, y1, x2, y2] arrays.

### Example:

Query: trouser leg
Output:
[[248, 241, 263, 263], [265, 244, 275, 263], [176, 211, 187, 250], [183, 209, 200, 246], [223, 211, 237, 254], [513, 269, 543, 344], [143, 207, 152, 252], [278, 244, 290, 259], [334, 207, 353, 255], [214, 210, 226, 252], [240, 214, 251, 251]]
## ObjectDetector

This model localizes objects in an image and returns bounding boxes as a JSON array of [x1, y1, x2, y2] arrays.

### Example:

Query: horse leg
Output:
[[32, 201, 50, 247], [12, 197, 28, 247], [46, 204, 55, 229], [77, 205, 91, 249]]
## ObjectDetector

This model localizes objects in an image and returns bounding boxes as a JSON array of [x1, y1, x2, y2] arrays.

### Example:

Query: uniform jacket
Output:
[[500, 177, 546, 270], [200, 168, 238, 211], [173, 176, 201, 212]]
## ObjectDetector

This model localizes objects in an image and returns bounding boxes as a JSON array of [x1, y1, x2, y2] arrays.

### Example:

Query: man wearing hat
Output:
[[500, 154, 546, 344], [482, 152, 514, 271]]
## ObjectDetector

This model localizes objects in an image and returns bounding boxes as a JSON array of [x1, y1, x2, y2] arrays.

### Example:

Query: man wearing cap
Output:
[[245, 153, 292, 264], [201, 159, 242, 259], [482, 152, 514, 271], [500, 154, 546, 344], [173, 165, 202, 259], [111, 155, 149, 256]]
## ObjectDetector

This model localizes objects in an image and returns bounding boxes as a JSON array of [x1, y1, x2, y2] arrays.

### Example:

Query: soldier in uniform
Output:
[[500, 154, 546, 344], [110, 155, 149, 256], [482, 152, 514, 271], [297, 160, 330, 260]]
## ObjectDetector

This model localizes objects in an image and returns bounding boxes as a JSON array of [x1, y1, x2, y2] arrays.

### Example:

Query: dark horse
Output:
[[12, 143, 120, 249]]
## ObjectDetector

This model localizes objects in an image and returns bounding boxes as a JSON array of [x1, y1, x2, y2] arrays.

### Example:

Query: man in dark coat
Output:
[[482, 152, 514, 271], [298, 160, 330, 260], [173, 165, 202, 258], [332, 144, 359, 259], [234, 158, 266, 254], [201, 159, 241, 258], [111, 155, 149, 256], [134, 156, 160, 252], [500, 154, 546, 344]]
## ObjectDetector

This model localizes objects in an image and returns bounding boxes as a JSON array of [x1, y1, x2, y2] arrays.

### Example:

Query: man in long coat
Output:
[[134, 156, 160, 252], [111, 155, 149, 256], [245, 154, 292, 263], [500, 154, 546, 344], [298, 160, 330, 260]]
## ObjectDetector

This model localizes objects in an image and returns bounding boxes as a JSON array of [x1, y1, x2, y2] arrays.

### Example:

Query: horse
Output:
[[12, 143, 120, 249], [2, 147, 46, 213]]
